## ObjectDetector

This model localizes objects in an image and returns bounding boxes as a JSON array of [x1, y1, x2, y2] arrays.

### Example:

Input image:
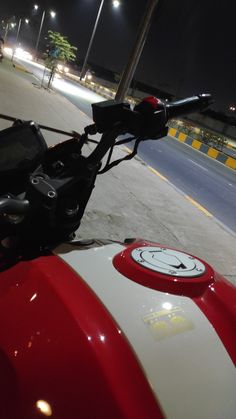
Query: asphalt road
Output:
[[137, 137, 236, 232], [18, 58, 236, 233]]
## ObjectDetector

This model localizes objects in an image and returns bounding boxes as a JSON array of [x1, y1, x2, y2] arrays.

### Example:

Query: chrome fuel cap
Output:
[[131, 247, 206, 277]]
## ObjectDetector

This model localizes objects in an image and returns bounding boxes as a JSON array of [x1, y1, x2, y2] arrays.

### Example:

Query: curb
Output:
[[12, 63, 32, 74], [64, 73, 137, 105], [169, 128, 236, 170]]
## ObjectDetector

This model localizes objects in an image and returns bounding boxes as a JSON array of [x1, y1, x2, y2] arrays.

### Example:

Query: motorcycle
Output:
[[0, 94, 235, 419]]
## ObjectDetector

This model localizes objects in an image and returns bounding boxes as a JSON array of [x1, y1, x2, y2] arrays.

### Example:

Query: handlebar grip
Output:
[[166, 94, 213, 119], [0, 198, 30, 215]]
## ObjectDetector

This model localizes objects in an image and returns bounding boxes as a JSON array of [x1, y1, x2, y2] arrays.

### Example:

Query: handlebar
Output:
[[0, 92, 213, 248], [166, 94, 213, 119], [91, 94, 212, 136], [0, 197, 30, 215], [88, 93, 213, 164]]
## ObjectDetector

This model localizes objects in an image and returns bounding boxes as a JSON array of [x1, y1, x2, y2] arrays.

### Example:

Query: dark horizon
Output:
[[1, 0, 236, 111]]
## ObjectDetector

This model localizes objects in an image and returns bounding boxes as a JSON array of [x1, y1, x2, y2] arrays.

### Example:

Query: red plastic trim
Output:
[[0, 254, 165, 419], [113, 240, 236, 365], [113, 240, 215, 298], [194, 274, 236, 366]]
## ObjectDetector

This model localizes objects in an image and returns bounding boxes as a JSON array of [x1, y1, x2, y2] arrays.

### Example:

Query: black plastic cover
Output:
[[0, 121, 47, 193], [92, 100, 130, 133]]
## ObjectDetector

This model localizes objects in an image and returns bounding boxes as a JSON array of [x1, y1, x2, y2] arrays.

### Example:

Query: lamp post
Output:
[[80, 0, 120, 80], [115, 0, 159, 101], [11, 18, 29, 62], [4, 23, 9, 42], [34, 6, 56, 60], [4, 21, 16, 42]]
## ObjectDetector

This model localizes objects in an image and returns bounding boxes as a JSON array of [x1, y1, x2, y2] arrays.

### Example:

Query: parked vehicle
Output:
[[0, 94, 235, 419]]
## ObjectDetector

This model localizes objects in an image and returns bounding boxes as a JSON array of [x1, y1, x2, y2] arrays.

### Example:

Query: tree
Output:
[[45, 30, 77, 89]]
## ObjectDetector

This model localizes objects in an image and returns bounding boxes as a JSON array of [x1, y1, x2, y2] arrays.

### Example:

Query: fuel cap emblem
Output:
[[131, 247, 206, 277]]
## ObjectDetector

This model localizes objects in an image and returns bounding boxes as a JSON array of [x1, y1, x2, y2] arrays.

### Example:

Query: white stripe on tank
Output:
[[55, 243, 236, 419]]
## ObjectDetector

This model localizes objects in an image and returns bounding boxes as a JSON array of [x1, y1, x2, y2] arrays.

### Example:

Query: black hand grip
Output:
[[0, 198, 30, 215], [166, 94, 213, 120]]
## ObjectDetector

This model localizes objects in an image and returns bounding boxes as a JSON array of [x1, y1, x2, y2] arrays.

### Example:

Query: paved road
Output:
[[18, 58, 236, 233], [137, 137, 236, 232]]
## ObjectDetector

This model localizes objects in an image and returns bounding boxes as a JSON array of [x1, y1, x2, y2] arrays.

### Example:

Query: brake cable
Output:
[[98, 138, 142, 175], [98, 135, 136, 173]]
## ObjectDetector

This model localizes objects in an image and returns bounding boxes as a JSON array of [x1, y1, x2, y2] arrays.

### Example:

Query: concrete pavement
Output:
[[0, 59, 89, 145], [0, 58, 235, 284]]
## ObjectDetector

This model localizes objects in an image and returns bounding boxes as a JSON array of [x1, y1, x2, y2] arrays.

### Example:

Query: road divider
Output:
[[169, 128, 236, 170], [65, 73, 137, 106]]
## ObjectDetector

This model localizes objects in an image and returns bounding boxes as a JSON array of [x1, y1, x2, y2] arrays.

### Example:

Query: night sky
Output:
[[1, 0, 236, 110]]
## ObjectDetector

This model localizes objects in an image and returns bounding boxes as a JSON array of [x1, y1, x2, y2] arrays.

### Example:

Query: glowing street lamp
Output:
[[80, 0, 121, 80], [34, 7, 56, 59], [113, 0, 120, 8]]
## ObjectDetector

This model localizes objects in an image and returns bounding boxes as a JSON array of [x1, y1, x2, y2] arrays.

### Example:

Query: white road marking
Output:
[[188, 159, 209, 172]]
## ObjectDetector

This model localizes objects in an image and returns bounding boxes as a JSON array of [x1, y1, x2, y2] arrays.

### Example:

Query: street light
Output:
[[113, 0, 120, 8], [80, 0, 121, 80], [4, 20, 16, 42], [11, 17, 30, 62], [4, 23, 9, 42], [34, 7, 56, 60], [115, 0, 159, 101]]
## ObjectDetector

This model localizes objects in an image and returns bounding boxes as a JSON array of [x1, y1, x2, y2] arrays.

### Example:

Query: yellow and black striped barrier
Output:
[[169, 128, 236, 170]]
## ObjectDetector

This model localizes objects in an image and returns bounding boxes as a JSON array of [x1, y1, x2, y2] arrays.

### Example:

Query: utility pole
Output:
[[35, 10, 45, 60], [4, 23, 9, 42], [11, 18, 22, 62], [80, 0, 105, 80], [115, 0, 159, 101]]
